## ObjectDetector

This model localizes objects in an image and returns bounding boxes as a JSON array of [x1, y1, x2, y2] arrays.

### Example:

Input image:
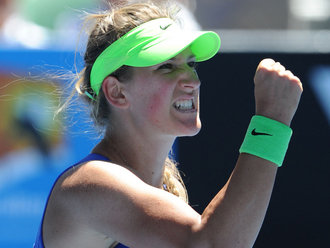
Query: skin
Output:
[[43, 48, 303, 248], [0, 0, 12, 28]]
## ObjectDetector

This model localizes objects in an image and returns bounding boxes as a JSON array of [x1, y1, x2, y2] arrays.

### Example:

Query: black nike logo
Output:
[[160, 24, 172, 30], [251, 128, 272, 136]]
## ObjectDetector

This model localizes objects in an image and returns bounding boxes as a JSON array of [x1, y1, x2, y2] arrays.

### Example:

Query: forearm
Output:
[[190, 59, 302, 248], [198, 153, 277, 248]]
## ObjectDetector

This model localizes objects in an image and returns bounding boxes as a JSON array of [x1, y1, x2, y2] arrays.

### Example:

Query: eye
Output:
[[188, 61, 198, 70], [157, 63, 174, 71]]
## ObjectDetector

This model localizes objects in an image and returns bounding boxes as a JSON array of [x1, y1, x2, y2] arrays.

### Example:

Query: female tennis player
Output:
[[34, 1, 303, 248]]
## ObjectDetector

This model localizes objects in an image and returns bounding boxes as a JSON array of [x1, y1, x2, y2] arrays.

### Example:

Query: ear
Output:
[[102, 76, 129, 109]]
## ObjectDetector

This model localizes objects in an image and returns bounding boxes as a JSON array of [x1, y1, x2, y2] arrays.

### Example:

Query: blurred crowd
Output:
[[0, 0, 200, 50], [1, 0, 330, 49]]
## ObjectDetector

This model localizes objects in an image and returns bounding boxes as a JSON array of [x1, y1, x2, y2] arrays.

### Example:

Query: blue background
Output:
[[0, 48, 97, 247]]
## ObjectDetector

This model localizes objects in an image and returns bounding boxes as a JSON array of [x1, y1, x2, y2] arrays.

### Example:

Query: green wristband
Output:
[[239, 115, 293, 167]]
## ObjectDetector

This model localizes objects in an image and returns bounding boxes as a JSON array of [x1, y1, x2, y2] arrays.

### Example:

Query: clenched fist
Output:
[[254, 59, 303, 126]]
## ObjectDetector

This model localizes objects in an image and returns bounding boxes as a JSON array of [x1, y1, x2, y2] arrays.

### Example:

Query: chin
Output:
[[177, 120, 202, 137], [184, 128, 201, 137]]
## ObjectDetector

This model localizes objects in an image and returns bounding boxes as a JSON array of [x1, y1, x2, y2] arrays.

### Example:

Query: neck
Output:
[[92, 127, 175, 188]]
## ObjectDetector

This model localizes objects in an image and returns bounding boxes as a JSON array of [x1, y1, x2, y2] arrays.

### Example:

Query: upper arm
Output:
[[54, 161, 203, 248]]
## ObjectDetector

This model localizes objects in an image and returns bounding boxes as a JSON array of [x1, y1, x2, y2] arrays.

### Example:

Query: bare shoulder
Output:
[[59, 160, 142, 191], [44, 160, 201, 247], [48, 160, 145, 221], [42, 160, 128, 246]]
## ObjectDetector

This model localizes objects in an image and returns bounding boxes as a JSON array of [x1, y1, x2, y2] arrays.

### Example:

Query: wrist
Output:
[[239, 115, 293, 167], [255, 111, 292, 127]]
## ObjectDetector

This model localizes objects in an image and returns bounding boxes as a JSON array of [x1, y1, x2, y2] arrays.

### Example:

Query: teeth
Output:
[[174, 100, 194, 110]]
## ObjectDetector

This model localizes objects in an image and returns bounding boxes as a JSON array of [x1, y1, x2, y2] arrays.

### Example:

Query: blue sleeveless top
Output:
[[33, 153, 129, 248]]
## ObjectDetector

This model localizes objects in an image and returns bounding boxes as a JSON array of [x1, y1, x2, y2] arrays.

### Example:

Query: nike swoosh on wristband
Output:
[[251, 128, 273, 136]]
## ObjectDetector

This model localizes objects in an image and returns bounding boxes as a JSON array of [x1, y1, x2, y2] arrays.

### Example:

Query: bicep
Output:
[[58, 162, 202, 248]]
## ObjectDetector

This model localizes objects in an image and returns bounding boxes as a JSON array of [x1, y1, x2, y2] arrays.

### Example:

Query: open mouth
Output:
[[173, 99, 196, 112]]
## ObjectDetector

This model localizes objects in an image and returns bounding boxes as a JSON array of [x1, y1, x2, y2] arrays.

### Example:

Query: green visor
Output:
[[90, 18, 221, 95]]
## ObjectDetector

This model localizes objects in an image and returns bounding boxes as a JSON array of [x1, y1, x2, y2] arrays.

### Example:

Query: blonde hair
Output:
[[69, 1, 188, 203]]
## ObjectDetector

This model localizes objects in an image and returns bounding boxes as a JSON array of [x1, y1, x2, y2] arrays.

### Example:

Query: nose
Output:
[[178, 66, 201, 91]]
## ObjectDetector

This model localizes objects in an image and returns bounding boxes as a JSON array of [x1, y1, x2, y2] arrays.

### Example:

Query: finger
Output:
[[280, 70, 298, 82], [279, 70, 303, 91], [272, 62, 286, 72], [292, 75, 303, 91], [257, 58, 276, 70], [279, 69, 294, 78]]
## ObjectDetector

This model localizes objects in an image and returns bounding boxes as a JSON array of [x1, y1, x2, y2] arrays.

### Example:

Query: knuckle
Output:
[[278, 70, 292, 78], [257, 58, 275, 70], [261, 58, 275, 65]]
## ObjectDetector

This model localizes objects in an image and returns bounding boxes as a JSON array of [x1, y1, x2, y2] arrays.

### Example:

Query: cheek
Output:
[[146, 86, 172, 120]]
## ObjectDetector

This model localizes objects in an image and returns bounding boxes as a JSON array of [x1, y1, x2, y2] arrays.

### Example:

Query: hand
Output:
[[254, 59, 303, 126]]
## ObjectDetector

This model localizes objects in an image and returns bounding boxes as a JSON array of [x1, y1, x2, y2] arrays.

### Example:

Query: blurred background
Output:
[[0, 0, 329, 247]]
